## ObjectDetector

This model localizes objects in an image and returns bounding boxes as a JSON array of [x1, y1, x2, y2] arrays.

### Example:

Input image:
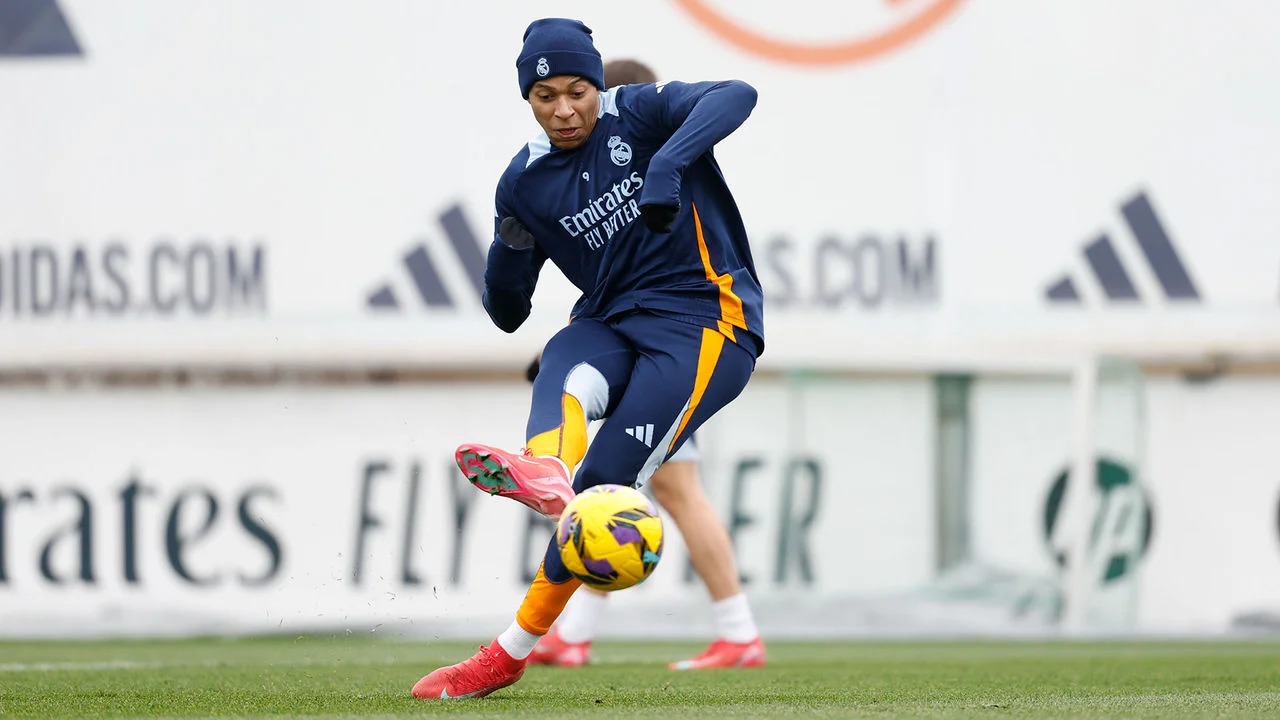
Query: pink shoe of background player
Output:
[[527, 627, 591, 667], [669, 637, 767, 670]]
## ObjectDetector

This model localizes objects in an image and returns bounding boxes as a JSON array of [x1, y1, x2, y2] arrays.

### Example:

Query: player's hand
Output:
[[639, 202, 679, 233], [498, 217, 536, 249]]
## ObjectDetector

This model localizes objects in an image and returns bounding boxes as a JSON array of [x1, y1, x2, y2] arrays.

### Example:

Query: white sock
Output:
[[557, 590, 610, 644], [495, 620, 541, 660], [712, 593, 759, 643]]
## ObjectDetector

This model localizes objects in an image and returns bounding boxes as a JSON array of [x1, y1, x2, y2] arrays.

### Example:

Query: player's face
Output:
[[528, 76, 600, 150]]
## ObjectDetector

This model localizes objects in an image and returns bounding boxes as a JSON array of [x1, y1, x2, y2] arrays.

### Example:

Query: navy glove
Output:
[[639, 203, 680, 233], [498, 216, 535, 249]]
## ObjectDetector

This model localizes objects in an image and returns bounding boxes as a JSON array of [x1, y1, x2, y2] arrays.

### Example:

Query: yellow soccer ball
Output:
[[555, 484, 664, 591]]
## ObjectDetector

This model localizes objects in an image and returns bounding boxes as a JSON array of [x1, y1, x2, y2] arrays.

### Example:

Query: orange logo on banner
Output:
[[673, 0, 966, 66]]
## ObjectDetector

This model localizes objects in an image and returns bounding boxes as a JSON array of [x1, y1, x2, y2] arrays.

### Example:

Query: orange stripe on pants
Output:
[[526, 393, 588, 476], [667, 327, 725, 455], [515, 563, 582, 635]]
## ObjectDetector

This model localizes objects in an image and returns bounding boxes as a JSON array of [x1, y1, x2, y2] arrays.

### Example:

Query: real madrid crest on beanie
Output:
[[517, 18, 605, 98]]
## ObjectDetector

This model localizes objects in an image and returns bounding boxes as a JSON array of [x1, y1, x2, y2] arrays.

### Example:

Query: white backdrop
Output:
[[2, 0, 1278, 367], [4, 0, 1280, 639], [969, 373, 1280, 634], [3, 373, 1279, 637], [0, 377, 937, 638]]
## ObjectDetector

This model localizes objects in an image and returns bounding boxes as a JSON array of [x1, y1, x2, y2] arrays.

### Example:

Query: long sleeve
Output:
[[482, 237, 543, 333], [638, 80, 758, 209], [482, 174, 548, 332]]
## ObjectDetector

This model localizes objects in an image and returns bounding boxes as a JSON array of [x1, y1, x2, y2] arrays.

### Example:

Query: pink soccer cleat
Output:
[[455, 443, 575, 519], [669, 637, 767, 670], [411, 641, 526, 700], [527, 627, 592, 667]]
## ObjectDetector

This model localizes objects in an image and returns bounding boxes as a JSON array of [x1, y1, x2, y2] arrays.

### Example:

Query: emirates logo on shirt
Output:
[[558, 171, 646, 250]]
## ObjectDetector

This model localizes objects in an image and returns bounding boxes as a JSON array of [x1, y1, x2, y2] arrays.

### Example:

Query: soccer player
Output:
[[412, 18, 764, 700], [524, 57, 766, 673]]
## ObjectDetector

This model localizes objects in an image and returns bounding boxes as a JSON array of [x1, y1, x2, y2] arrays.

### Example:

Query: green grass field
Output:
[[1, 637, 1278, 718]]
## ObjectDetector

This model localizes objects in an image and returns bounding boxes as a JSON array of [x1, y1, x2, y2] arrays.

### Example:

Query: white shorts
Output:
[[667, 434, 700, 463]]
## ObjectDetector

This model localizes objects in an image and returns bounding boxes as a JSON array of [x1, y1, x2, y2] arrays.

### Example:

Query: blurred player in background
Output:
[[524, 57, 765, 673], [413, 18, 764, 700]]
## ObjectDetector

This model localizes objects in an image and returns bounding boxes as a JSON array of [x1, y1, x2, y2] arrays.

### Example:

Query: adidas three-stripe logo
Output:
[[625, 424, 655, 448], [1044, 192, 1201, 304], [0, 0, 82, 57], [367, 204, 486, 310]]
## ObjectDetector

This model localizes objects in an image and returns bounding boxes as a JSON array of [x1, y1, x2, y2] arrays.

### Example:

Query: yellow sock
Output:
[[525, 394, 588, 476], [515, 563, 582, 635]]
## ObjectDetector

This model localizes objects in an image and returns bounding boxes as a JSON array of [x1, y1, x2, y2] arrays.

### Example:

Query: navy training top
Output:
[[484, 80, 764, 356]]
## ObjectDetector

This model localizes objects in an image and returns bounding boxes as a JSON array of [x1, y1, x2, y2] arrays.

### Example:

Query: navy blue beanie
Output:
[[517, 18, 605, 98]]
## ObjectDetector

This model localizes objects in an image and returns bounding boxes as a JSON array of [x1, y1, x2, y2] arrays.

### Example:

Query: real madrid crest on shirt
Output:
[[607, 136, 632, 166], [536, 57, 549, 77]]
